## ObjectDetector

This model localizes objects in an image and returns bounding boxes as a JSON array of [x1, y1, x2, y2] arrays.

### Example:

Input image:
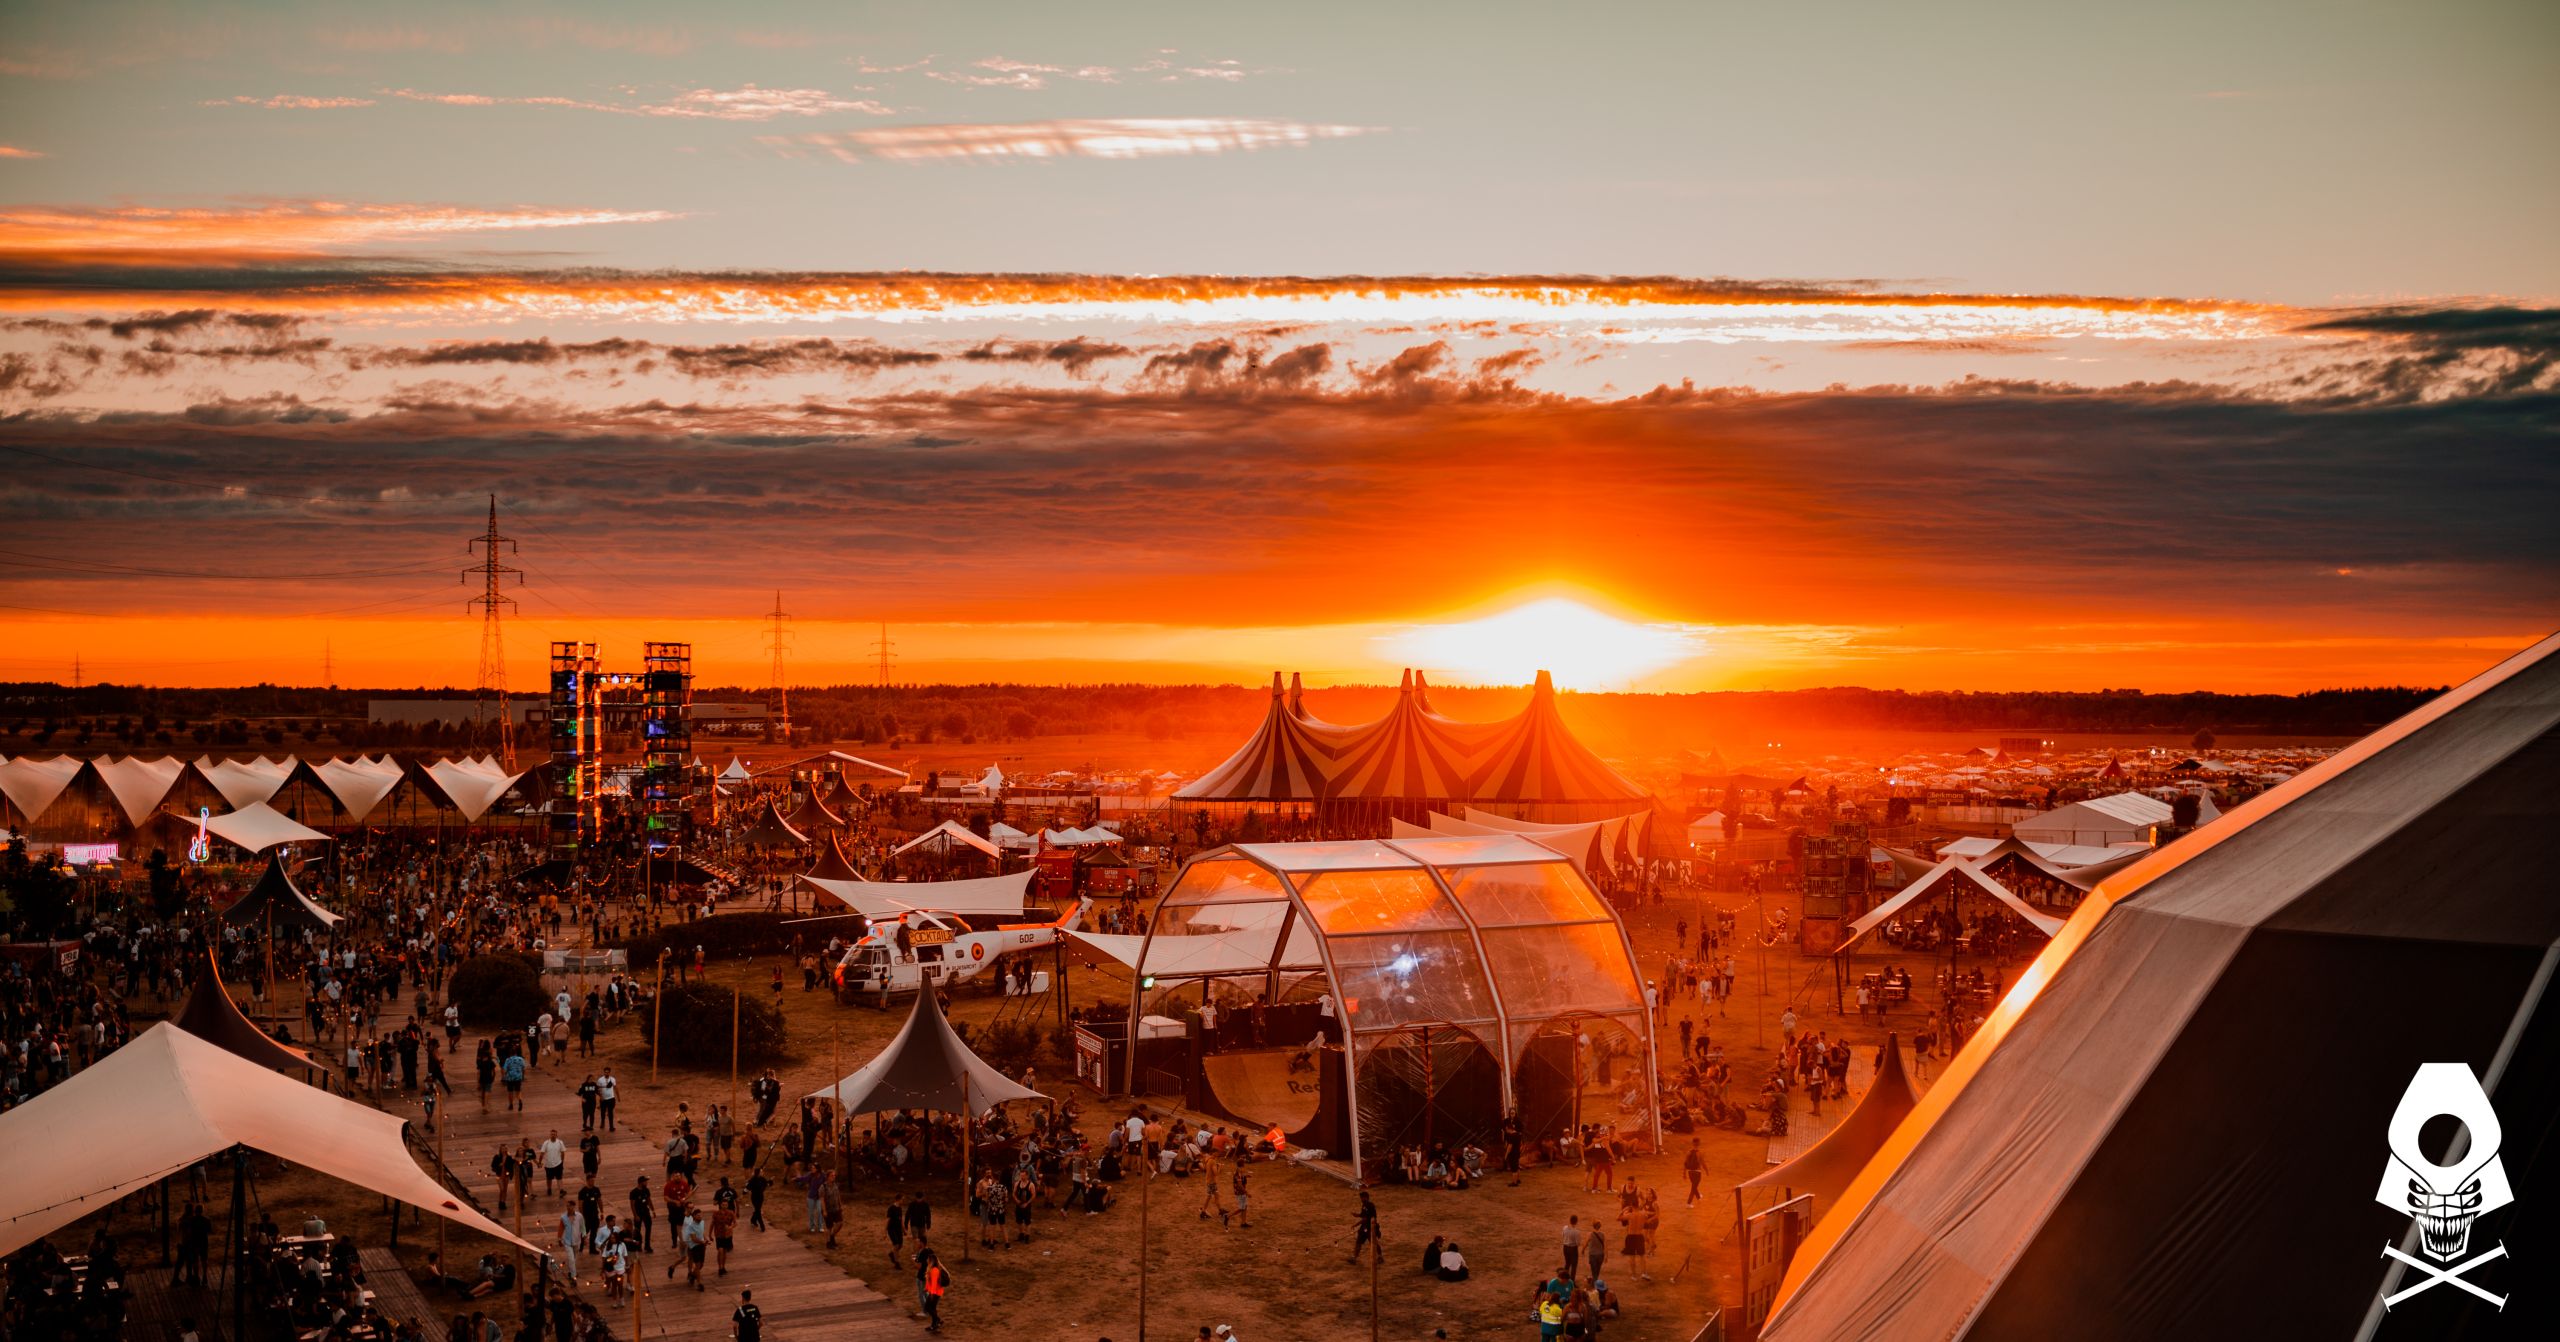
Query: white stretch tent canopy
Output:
[[978, 765, 1006, 791], [1935, 835, 2143, 868], [719, 757, 751, 782], [204, 802, 331, 854], [0, 754, 85, 822], [809, 983, 1044, 1116], [1039, 826, 1121, 847], [806, 869, 1036, 920], [91, 756, 186, 826], [303, 755, 406, 821], [892, 819, 999, 859], [421, 757, 528, 822], [1460, 807, 1614, 873], [0, 1023, 536, 1257], [195, 755, 295, 809], [1842, 855, 2064, 946], [1068, 923, 1320, 978], [987, 821, 1032, 850]]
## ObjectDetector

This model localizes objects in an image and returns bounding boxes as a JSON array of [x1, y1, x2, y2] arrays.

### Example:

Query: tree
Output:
[[2192, 728, 2217, 750], [2170, 793, 2202, 829], [3, 852, 75, 939], [1004, 709, 1038, 739]]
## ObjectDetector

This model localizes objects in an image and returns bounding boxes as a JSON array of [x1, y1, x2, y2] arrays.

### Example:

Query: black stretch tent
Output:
[[172, 947, 313, 1072], [1767, 632, 2560, 1342], [220, 853, 341, 931]]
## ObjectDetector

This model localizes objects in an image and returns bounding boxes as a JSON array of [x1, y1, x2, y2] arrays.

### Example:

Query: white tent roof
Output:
[[806, 869, 1037, 920], [0, 1023, 534, 1257], [91, 755, 186, 826], [1842, 855, 2064, 947], [978, 765, 1006, 791], [204, 801, 331, 854], [303, 755, 405, 821], [0, 754, 85, 822], [1040, 825, 1120, 847], [719, 757, 751, 781], [755, 750, 908, 782], [195, 755, 294, 809], [892, 819, 1000, 859], [1067, 925, 1323, 978], [421, 757, 528, 822], [809, 984, 1044, 1115]]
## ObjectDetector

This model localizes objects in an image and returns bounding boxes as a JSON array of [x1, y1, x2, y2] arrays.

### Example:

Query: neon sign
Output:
[[187, 806, 212, 863]]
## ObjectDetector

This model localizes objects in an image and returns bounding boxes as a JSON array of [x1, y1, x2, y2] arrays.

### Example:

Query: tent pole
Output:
[[228, 1145, 247, 1342], [960, 1075, 973, 1264], [730, 988, 741, 1123]]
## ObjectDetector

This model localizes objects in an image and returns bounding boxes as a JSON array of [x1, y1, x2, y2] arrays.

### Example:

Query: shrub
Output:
[[951, 1018, 1046, 1077], [449, 953, 547, 1030], [638, 981, 788, 1067], [620, 912, 795, 969]]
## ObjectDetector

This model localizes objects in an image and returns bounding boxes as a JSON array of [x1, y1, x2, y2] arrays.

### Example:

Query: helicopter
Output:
[[831, 898, 1089, 1001]]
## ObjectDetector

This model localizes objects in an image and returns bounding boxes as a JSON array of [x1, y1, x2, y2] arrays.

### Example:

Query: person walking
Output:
[[916, 1249, 951, 1333], [1683, 1139, 1705, 1206], [731, 1288, 763, 1342], [885, 1200, 905, 1266], [1348, 1191, 1380, 1264], [596, 1068, 618, 1131], [557, 1199, 586, 1285], [629, 1175, 656, 1253]]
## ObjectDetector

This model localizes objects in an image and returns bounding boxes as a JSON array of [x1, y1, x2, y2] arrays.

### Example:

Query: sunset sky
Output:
[[2, 0, 2554, 693]]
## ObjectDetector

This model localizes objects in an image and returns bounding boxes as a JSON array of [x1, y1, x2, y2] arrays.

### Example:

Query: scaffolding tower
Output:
[[548, 641, 601, 853], [641, 641, 694, 846]]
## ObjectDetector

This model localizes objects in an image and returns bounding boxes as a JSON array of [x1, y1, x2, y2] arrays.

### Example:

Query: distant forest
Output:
[[0, 679, 2442, 753]]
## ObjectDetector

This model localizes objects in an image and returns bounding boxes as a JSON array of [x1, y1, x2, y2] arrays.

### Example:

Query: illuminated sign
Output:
[[187, 807, 212, 863]]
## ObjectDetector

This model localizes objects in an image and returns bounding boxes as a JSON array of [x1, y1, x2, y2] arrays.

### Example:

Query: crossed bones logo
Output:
[[2374, 1063, 2513, 1310]]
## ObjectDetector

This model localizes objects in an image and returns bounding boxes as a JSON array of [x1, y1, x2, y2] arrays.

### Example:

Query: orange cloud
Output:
[[0, 146, 44, 159], [206, 95, 377, 110], [0, 200, 679, 266], [762, 117, 1377, 163], [381, 84, 893, 120]]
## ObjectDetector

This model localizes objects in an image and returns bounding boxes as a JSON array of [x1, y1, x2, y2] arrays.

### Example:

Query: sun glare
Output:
[[1387, 598, 1700, 690]]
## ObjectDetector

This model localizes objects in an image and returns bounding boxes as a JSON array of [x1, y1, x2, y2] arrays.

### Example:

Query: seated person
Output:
[[1436, 1241, 1470, 1283], [1459, 1144, 1485, 1179], [300, 1213, 328, 1239], [1080, 1181, 1117, 1214], [1423, 1158, 1450, 1187], [1422, 1235, 1445, 1275], [1592, 1277, 1620, 1319]]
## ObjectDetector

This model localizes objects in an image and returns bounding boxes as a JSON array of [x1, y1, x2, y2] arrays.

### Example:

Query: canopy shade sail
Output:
[[90, 755, 186, 826], [203, 801, 331, 855], [0, 1023, 536, 1258], [418, 757, 528, 822], [892, 819, 998, 859], [1766, 631, 2560, 1342], [799, 837, 865, 886], [808, 984, 1044, 1116], [1838, 856, 2062, 948], [756, 750, 908, 782], [1067, 924, 1322, 979], [784, 792, 845, 832], [194, 755, 295, 809], [223, 854, 341, 931], [0, 754, 86, 822], [173, 948, 313, 1072], [299, 755, 405, 821], [806, 869, 1035, 920]]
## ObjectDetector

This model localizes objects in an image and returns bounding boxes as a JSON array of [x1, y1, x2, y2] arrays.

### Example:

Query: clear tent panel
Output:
[[1352, 1023, 1507, 1169], [1148, 896, 1295, 940], [1293, 868, 1464, 936], [1440, 860, 1613, 926], [1507, 1011, 1655, 1147], [1478, 923, 1646, 1020], [1327, 929, 1499, 1031], [1161, 858, 1290, 907]]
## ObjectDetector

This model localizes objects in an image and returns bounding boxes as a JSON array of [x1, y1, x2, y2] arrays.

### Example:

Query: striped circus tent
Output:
[[1463, 670, 1649, 806], [1175, 673, 1345, 801], [1324, 670, 1488, 801]]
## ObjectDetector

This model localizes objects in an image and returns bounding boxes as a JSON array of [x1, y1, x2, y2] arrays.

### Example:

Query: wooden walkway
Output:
[[1763, 1049, 1877, 1165], [436, 1053, 912, 1342]]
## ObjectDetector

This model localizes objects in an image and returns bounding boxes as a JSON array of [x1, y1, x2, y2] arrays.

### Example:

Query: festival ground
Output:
[[46, 872, 1947, 1341]]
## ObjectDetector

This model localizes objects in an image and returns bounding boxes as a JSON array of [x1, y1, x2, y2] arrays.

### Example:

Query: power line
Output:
[[463, 494, 523, 768], [763, 591, 793, 744]]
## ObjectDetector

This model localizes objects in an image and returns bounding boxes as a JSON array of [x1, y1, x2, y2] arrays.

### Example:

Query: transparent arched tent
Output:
[[1130, 833, 1660, 1176]]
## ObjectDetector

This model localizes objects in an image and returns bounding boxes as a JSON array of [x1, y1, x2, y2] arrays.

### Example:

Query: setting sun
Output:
[[1383, 597, 1701, 689]]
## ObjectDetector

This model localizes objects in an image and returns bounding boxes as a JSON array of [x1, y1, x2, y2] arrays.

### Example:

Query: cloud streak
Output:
[[762, 117, 1376, 163], [380, 84, 893, 121], [0, 200, 679, 266]]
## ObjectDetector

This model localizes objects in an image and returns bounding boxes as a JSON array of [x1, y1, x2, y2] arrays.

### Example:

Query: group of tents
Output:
[[0, 752, 531, 850]]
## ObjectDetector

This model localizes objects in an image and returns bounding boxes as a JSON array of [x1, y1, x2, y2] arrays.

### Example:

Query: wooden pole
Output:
[[435, 1093, 447, 1265], [652, 951, 667, 1083], [730, 988, 742, 1124], [1137, 1153, 1149, 1342], [1370, 1230, 1382, 1342]]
